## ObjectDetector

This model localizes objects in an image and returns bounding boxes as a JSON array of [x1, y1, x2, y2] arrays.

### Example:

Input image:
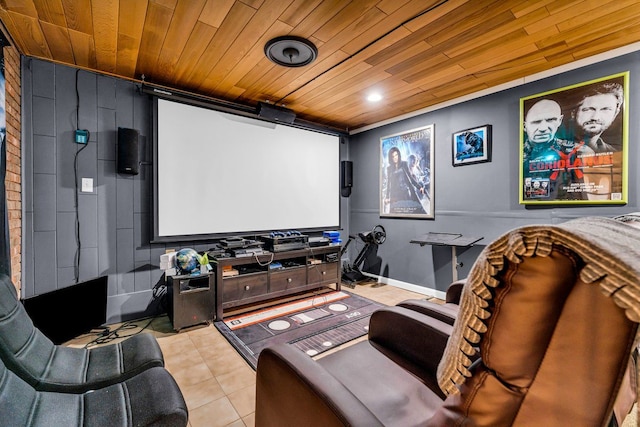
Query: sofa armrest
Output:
[[445, 279, 466, 304], [368, 306, 453, 384], [396, 299, 459, 325], [256, 344, 384, 427]]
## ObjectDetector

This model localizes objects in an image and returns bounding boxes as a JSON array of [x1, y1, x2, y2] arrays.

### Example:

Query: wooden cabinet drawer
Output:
[[307, 262, 339, 285], [270, 267, 307, 292], [223, 273, 268, 302]]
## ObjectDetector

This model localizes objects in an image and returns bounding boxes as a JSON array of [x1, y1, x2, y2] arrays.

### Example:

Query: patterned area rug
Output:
[[214, 290, 384, 370]]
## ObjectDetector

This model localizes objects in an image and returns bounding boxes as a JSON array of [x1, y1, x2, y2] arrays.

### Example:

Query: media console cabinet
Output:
[[212, 246, 341, 319]]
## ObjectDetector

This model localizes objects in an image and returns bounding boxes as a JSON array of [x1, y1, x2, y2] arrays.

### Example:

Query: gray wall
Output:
[[21, 58, 350, 323], [22, 58, 165, 322], [348, 51, 640, 293], [22, 50, 639, 318]]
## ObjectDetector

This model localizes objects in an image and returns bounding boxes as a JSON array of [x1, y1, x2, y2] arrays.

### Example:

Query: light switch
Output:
[[81, 178, 93, 193]]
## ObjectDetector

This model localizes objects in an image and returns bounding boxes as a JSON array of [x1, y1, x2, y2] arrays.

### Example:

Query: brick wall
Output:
[[4, 45, 20, 294]]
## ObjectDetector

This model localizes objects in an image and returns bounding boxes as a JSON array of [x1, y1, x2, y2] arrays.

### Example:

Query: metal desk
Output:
[[410, 233, 483, 282]]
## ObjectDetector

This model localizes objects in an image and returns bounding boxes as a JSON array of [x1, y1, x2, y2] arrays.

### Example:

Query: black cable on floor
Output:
[[84, 316, 156, 348]]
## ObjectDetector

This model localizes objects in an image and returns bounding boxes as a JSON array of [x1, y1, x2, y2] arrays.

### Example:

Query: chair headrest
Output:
[[437, 215, 640, 396]]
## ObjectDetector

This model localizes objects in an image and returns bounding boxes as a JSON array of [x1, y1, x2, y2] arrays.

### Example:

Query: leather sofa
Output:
[[396, 278, 465, 325], [255, 215, 640, 426]]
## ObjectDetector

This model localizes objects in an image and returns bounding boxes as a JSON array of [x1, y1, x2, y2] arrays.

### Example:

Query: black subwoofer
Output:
[[167, 273, 215, 330]]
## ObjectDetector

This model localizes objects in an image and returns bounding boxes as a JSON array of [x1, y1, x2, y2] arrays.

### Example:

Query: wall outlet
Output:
[[81, 178, 93, 193]]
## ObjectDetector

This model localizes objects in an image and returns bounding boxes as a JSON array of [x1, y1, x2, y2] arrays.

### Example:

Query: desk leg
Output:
[[451, 246, 458, 282]]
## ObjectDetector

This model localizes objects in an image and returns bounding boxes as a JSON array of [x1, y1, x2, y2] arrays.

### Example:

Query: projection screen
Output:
[[154, 98, 341, 241]]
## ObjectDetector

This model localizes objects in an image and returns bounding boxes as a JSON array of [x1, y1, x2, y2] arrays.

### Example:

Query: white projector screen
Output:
[[154, 98, 341, 240]]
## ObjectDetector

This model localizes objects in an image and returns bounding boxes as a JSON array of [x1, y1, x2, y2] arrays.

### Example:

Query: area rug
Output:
[[214, 290, 385, 370]]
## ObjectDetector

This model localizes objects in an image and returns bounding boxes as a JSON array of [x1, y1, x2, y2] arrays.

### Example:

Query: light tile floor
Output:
[[66, 282, 429, 427]]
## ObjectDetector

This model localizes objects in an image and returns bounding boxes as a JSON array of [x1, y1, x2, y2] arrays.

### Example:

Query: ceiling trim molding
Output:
[[350, 41, 640, 135]]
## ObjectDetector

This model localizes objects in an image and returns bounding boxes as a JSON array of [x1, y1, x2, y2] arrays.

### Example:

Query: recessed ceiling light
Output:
[[367, 93, 383, 102]]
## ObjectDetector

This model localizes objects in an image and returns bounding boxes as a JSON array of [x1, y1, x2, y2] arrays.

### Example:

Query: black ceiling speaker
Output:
[[264, 36, 318, 67], [256, 102, 296, 124]]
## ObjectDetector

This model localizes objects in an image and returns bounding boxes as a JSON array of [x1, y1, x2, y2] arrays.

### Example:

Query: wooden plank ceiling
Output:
[[1, 0, 639, 132]]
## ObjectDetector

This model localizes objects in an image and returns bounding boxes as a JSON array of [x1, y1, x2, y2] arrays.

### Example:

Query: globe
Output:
[[175, 248, 200, 274]]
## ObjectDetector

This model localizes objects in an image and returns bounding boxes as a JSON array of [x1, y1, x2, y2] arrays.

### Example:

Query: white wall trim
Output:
[[350, 42, 640, 135], [361, 272, 446, 300]]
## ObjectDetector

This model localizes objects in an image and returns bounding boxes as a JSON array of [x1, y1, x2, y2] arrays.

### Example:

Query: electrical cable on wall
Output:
[[73, 69, 89, 284]]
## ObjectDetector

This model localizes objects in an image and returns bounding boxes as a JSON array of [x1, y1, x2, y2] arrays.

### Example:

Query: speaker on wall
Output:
[[341, 160, 352, 197], [117, 127, 139, 175]]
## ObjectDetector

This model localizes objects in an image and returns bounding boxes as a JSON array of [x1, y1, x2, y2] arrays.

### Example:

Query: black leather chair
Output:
[[0, 353, 188, 427], [0, 274, 164, 393]]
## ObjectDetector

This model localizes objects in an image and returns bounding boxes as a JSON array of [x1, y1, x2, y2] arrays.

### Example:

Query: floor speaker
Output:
[[118, 127, 139, 175], [167, 273, 215, 330]]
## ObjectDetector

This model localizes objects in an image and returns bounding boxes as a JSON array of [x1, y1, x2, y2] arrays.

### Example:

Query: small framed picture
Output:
[[452, 125, 492, 166]]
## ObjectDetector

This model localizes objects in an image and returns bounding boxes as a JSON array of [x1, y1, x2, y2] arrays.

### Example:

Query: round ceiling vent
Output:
[[264, 36, 318, 67]]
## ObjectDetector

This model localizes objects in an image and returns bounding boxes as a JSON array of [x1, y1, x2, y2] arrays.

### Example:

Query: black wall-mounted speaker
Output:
[[256, 102, 296, 124], [341, 160, 353, 188], [341, 160, 353, 197], [117, 127, 139, 175]]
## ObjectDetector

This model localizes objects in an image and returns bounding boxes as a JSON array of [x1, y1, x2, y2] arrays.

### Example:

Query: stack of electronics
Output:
[[308, 236, 331, 247], [308, 230, 342, 247], [212, 237, 268, 258], [259, 231, 309, 252], [207, 245, 231, 259]]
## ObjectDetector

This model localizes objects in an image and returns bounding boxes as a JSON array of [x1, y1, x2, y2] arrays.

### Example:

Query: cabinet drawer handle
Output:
[[322, 271, 326, 275], [287, 278, 292, 283], [244, 285, 250, 291]]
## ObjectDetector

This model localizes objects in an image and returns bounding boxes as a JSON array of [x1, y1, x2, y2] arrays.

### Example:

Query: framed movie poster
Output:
[[520, 71, 628, 205], [380, 125, 434, 219], [452, 125, 492, 166]]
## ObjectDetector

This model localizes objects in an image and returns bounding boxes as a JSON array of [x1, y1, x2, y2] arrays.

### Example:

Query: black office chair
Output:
[[0, 274, 164, 393], [0, 353, 188, 427]]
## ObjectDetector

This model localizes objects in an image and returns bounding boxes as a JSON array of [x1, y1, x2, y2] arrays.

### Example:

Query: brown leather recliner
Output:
[[396, 278, 466, 325], [255, 215, 640, 426]]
